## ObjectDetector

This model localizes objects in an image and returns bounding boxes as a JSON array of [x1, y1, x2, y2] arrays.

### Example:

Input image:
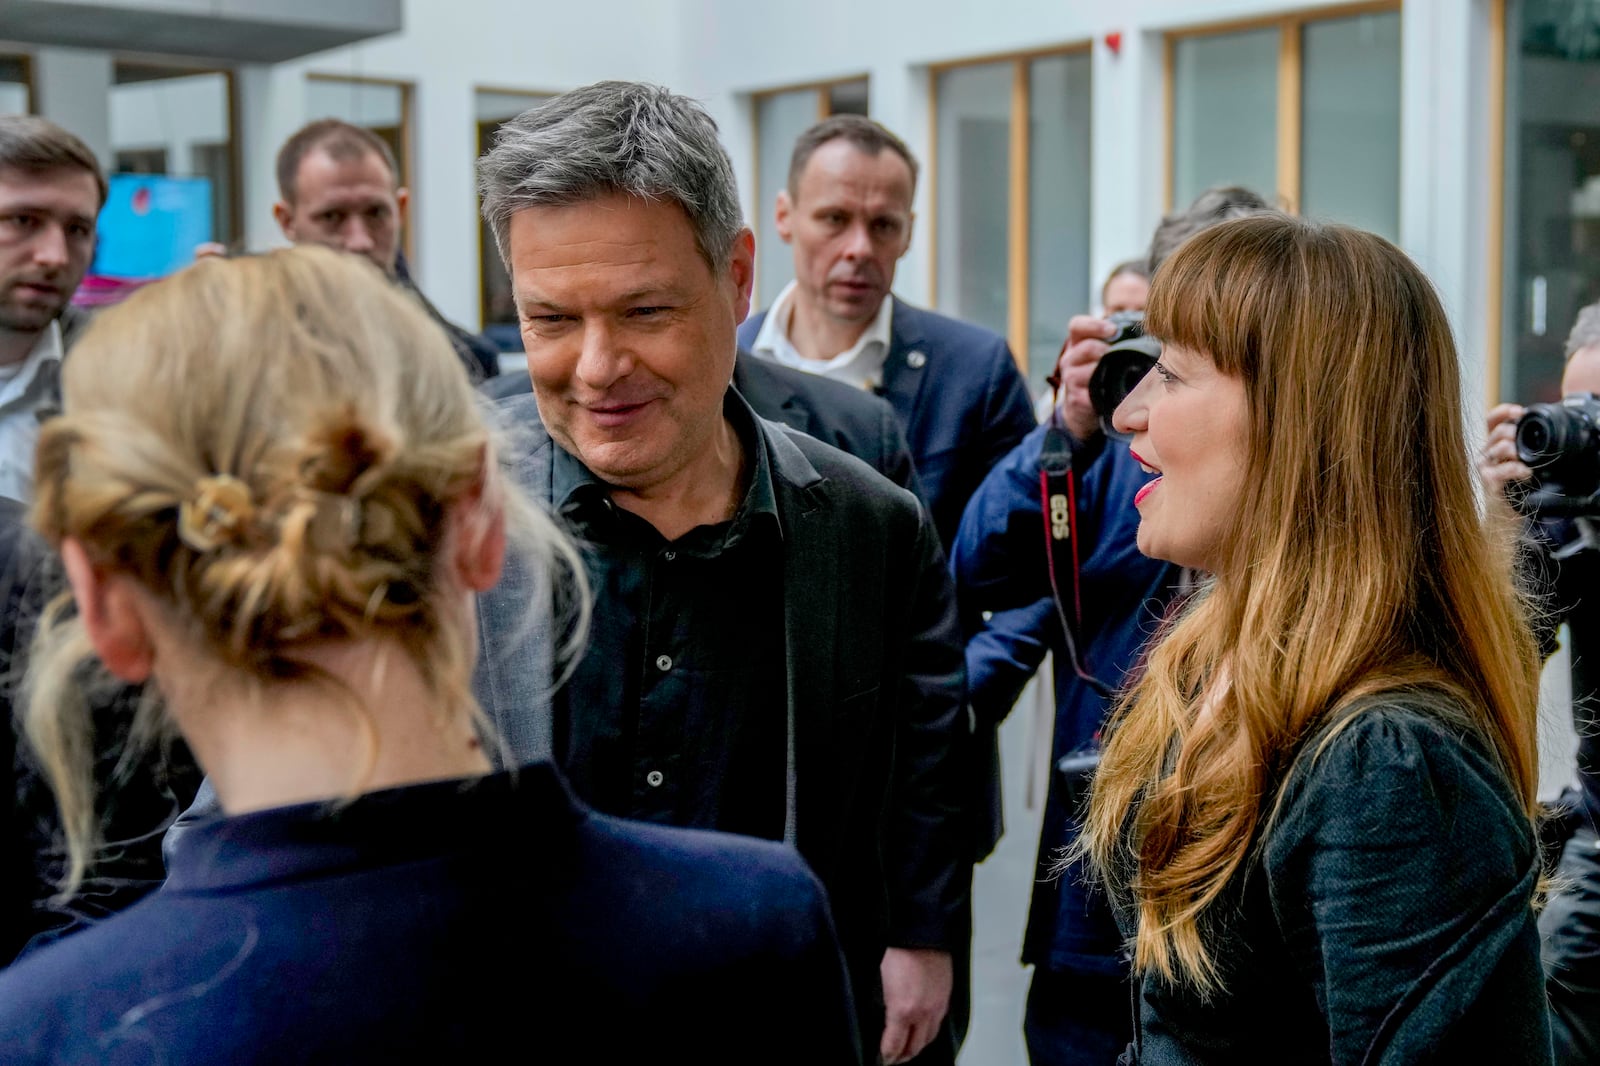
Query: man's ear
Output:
[[900, 210, 916, 259], [395, 186, 411, 227], [60, 539, 154, 683], [774, 190, 794, 244], [272, 201, 295, 241], [728, 227, 756, 325]]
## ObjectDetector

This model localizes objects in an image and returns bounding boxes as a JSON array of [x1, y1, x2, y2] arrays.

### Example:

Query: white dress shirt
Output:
[[749, 281, 894, 392], [0, 320, 62, 502]]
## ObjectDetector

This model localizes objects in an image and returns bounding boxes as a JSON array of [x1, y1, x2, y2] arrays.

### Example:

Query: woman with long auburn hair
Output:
[[1083, 213, 1552, 1063]]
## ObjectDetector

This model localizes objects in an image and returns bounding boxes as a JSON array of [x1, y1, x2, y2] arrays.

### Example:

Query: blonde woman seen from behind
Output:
[[0, 247, 859, 1065], [1083, 214, 1552, 1064]]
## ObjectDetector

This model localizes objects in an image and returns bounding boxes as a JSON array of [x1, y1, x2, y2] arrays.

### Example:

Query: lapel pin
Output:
[[906, 351, 927, 369]]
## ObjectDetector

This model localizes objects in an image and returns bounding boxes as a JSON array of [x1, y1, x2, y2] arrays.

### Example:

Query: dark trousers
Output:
[[1542, 825, 1600, 1066], [1023, 966, 1132, 1066]]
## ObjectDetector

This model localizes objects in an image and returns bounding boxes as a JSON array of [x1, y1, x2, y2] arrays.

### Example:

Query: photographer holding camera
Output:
[[950, 186, 1272, 1064], [1481, 303, 1600, 1066]]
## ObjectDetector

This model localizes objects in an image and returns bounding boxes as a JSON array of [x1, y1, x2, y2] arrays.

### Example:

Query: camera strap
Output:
[[1038, 402, 1114, 700], [1038, 424, 1083, 637]]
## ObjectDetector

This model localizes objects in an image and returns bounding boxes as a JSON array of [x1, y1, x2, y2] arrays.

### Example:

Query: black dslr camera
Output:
[[1515, 393, 1600, 516], [1087, 311, 1164, 439]]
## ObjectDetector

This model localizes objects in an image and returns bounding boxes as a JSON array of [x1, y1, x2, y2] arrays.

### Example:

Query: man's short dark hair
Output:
[[1147, 185, 1275, 276], [786, 115, 919, 200], [0, 116, 107, 207], [276, 119, 400, 204]]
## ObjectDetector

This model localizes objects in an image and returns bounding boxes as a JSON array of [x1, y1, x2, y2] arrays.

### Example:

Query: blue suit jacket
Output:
[[739, 298, 1036, 550]]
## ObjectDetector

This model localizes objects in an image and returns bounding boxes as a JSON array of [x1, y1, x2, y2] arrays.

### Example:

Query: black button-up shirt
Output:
[[551, 394, 788, 842]]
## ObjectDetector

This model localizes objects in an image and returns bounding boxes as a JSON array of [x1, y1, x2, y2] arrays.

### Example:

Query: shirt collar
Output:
[[162, 764, 583, 893], [752, 281, 894, 379], [0, 319, 64, 418], [552, 387, 781, 545]]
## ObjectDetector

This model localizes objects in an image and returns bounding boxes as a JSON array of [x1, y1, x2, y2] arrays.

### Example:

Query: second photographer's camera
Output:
[[1087, 311, 1164, 438], [1516, 392, 1600, 513]]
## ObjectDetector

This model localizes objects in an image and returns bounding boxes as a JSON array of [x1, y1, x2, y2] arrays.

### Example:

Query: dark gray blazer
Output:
[[472, 392, 970, 972]]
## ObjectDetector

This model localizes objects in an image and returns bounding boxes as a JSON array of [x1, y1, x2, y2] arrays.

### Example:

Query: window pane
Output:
[[1301, 12, 1401, 240], [477, 91, 553, 348], [109, 69, 233, 247], [1172, 28, 1278, 210], [1027, 52, 1092, 398], [755, 89, 821, 308], [0, 57, 26, 115], [828, 78, 869, 117], [936, 61, 1011, 339], [1502, 2, 1600, 400]]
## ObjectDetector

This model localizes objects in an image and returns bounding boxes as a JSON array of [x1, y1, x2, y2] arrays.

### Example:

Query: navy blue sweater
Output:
[[0, 763, 860, 1064]]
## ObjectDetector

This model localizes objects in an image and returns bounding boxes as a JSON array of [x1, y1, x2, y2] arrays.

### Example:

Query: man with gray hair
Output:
[[474, 81, 970, 1065]]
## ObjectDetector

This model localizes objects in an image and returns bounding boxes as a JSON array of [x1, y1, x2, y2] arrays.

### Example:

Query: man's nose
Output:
[[840, 221, 873, 259], [574, 321, 632, 390], [341, 218, 376, 255], [30, 223, 69, 271]]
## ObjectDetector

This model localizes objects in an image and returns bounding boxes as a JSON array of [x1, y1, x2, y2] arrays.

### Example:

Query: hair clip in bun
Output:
[[178, 474, 255, 553], [305, 491, 361, 556]]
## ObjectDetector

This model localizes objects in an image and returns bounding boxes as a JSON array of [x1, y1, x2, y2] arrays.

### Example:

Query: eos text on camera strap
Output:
[[1036, 413, 1114, 700], [1038, 424, 1083, 636]]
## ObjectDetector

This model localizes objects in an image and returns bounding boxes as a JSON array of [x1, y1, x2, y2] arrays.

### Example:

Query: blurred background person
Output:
[[271, 118, 499, 384], [1479, 300, 1600, 1066], [741, 114, 1035, 551], [1035, 257, 1153, 422], [0, 246, 858, 1064], [0, 116, 103, 503], [1098, 259, 1148, 317], [1086, 213, 1549, 1062], [739, 116, 1035, 1061]]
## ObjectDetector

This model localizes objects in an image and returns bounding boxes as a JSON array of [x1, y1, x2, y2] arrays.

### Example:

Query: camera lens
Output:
[[1518, 417, 1551, 459], [1089, 340, 1162, 424]]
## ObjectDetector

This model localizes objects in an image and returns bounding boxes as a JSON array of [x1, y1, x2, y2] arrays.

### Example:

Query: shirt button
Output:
[[655, 654, 673, 671], [663, 551, 676, 561], [646, 770, 665, 787]]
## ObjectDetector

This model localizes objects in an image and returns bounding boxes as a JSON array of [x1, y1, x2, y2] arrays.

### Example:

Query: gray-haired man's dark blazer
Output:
[[472, 390, 970, 1035]]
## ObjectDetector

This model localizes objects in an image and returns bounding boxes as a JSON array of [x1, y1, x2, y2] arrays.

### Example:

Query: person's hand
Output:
[[878, 947, 952, 1064], [1478, 403, 1532, 497], [1053, 314, 1117, 442]]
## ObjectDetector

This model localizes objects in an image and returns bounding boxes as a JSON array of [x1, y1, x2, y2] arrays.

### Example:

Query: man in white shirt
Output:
[[740, 115, 1038, 1066], [0, 117, 104, 502], [738, 115, 1035, 551]]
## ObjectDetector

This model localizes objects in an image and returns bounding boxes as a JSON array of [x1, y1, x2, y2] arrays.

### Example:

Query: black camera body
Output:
[[1087, 311, 1164, 438], [1516, 392, 1600, 516]]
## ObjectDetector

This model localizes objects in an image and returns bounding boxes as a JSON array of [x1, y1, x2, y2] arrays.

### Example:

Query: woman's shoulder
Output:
[[1266, 695, 1531, 866]]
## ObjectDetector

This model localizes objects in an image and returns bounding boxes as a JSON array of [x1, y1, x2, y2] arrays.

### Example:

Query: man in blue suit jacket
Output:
[[737, 115, 1036, 552], [739, 114, 1036, 1064]]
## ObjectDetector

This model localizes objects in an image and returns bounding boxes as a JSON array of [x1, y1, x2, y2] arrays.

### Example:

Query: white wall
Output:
[[221, 0, 1500, 401], [109, 73, 230, 171], [237, 0, 688, 328]]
